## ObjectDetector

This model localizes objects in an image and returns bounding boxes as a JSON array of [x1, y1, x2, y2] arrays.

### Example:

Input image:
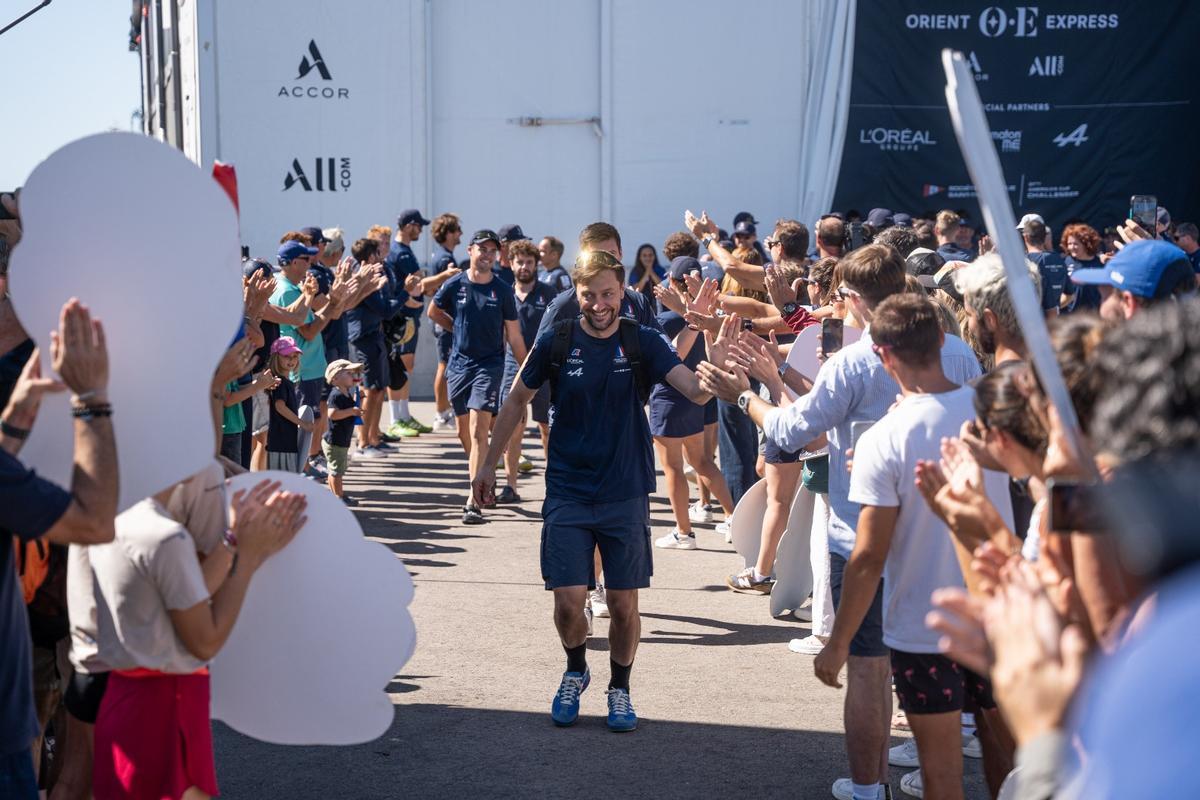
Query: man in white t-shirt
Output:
[[813, 293, 1014, 800]]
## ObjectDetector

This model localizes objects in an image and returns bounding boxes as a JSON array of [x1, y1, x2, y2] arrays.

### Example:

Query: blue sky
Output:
[[1, 0, 141, 189]]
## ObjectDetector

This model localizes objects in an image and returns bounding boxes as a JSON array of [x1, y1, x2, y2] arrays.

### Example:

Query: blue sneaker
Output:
[[606, 688, 637, 732], [550, 669, 589, 726]]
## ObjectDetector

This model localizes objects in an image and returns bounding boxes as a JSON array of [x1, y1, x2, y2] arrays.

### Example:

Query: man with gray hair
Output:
[[953, 253, 1041, 368]]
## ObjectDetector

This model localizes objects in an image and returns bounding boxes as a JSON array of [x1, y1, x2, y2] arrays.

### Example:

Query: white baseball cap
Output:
[[1016, 213, 1044, 231]]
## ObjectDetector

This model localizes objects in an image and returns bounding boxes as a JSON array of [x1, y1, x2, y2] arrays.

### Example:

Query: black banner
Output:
[[831, 2, 1200, 232]]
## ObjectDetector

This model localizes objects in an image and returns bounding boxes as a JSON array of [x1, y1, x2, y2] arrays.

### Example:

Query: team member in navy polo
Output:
[[473, 247, 722, 733], [385, 208, 432, 437], [428, 213, 464, 431], [430, 230, 525, 525], [533, 222, 662, 340], [495, 224, 528, 285], [496, 239, 558, 504]]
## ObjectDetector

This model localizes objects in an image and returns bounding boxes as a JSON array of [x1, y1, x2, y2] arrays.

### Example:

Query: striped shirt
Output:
[[761, 330, 981, 558]]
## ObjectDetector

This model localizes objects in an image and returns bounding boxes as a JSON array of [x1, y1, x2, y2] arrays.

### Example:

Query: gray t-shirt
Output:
[[69, 462, 225, 674], [849, 386, 1013, 652], [81, 498, 212, 673]]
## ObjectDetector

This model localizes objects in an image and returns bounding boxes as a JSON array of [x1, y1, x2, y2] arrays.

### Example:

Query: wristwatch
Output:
[[741, 318, 755, 331], [701, 235, 716, 249], [737, 389, 756, 415], [781, 302, 799, 317], [777, 361, 790, 379]]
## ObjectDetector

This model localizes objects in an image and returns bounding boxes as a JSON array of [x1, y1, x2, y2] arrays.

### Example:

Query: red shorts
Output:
[[93, 669, 219, 799]]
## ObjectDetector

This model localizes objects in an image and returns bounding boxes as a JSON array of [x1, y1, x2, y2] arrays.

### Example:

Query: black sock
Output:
[[609, 659, 632, 691], [565, 642, 587, 674]]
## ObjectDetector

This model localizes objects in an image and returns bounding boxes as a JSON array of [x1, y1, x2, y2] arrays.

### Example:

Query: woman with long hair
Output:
[[629, 243, 664, 310]]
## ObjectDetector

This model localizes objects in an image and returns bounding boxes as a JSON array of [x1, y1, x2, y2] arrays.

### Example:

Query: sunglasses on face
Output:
[[836, 286, 862, 300], [764, 238, 780, 248]]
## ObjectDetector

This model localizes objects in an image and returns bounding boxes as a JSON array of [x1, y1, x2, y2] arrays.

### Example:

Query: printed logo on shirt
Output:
[[566, 367, 583, 377], [620, 300, 636, 320]]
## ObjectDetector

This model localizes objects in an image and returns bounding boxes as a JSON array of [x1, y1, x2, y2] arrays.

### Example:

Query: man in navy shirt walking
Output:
[[430, 230, 524, 525], [496, 239, 558, 503], [473, 244, 721, 733], [385, 208, 432, 438]]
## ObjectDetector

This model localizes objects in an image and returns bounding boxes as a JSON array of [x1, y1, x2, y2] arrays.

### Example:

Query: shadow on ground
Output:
[[214, 705, 860, 799]]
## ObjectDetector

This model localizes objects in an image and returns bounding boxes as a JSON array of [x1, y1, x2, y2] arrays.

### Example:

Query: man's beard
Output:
[[582, 305, 616, 332]]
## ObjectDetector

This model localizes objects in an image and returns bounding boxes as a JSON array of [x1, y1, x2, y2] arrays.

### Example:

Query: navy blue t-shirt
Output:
[[323, 387, 359, 448], [534, 285, 662, 345], [1, 451, 71, 757], [1028, 251, 1069, 311], [648, 311, 705, 411], [308, 263, 350, 360], [433, 272, 518, 367], [385, 241, 421, 279], [936, 242, 975, 263], [267, 376, 300, 453], [493, 265, 515, 285], [508, 281, 559, 364], [539, 266, 573, 295], [1063, 256, 1103, 312], [521, 322, 682, 503]]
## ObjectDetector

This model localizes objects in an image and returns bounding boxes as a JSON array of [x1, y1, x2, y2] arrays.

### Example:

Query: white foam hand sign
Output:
[[10, 133, 243, 509], [211, 472, 416, 745]]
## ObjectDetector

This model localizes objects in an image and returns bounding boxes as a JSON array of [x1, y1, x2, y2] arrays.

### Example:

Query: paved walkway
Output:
[[213, 402, 989, 799]]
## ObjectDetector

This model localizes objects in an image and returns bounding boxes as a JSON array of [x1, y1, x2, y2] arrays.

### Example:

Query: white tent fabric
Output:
[[795, 0, 857, 228]]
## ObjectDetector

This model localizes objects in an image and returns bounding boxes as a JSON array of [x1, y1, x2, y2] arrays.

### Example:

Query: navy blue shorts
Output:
[[649, 391, 704, 439], [350, 333, 389, 390], [891, 650, 996, 715], [501, 363, 550, 424], [435, 325, 453, 364], [297, 377, 324, 420], [447, 360, 502, 416], [396, 323, 420, 356], [829, 552, 888, 657], [764, 437, 803, 465], [704, 397, 718, 426], [541, 495, 653, 590], [387, 350, 408, 392]]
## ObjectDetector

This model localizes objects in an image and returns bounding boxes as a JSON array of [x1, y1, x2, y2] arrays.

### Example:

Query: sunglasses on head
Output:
[[575, 250, 623, 269]]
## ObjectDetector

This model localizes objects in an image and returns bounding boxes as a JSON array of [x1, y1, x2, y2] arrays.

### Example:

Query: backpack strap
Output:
[[546, 319, 576, 404], [618, 318, 651, 405]]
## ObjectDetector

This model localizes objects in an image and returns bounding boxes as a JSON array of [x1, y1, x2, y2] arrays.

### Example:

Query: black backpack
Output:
[[547, 318, 651, 405]]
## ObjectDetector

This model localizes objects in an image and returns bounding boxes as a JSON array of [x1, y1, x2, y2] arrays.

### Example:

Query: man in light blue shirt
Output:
[[698, 243, 980, 800]]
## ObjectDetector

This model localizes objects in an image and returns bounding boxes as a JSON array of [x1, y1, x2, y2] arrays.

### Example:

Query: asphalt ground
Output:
[[213, 402, 990, 799]]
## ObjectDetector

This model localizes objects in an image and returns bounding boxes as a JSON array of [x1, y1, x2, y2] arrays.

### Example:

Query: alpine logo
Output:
[[923, 184, 944, 197], [296, 40, 331, 80], [1028, 55, 1065, 76], [283, 157, 352, 192], [1053, 124, 1089, 148], [278, 39, 349, 100], [566, 367, 583, 377]]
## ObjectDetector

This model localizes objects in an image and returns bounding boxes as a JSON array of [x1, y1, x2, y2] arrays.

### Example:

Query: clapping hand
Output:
[[213, 338, 258, 387], [2, 348, 65, 431], [252, 369, 280, 393], [50, 299, 108, 400], [704, 312, 740, 373], [404, 273, 423, 295], [301, 274, 320, 301], [229, 480, 308, 566], [654, 281, 687, 315], [764, 264, 798, 311]]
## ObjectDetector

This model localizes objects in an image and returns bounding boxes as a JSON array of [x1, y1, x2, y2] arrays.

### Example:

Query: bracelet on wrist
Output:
[[222, 528, 239, 552], [72, 403, 113, 420], [71, 390, 99, 404], [0, 419, 30, 439]]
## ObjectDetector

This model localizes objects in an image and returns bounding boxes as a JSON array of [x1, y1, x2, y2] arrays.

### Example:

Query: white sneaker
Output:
[[432, 413, 454, 432], [889, 739, 920, 768], [590, 586, 609, 618], [962, 733, 981, 759], [831, 778, 854, 800], [715, 519, 732, 542], [899, 769, 923, 798], [792, 606, 813, 622], [788, 634, 828, 655], [688, 500, 713, 524], [654, 530, 697, 550]]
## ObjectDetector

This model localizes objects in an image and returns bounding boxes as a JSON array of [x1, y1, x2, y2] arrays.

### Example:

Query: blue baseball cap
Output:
[[892, 212, 913, 228], [497, 224, 529, 242], [397, 209, 431, 227], [666, 256, 702, 280], [866, 207, 894, 229], [277, 240, 318, 263], [1071, 239, 1193, 300]]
